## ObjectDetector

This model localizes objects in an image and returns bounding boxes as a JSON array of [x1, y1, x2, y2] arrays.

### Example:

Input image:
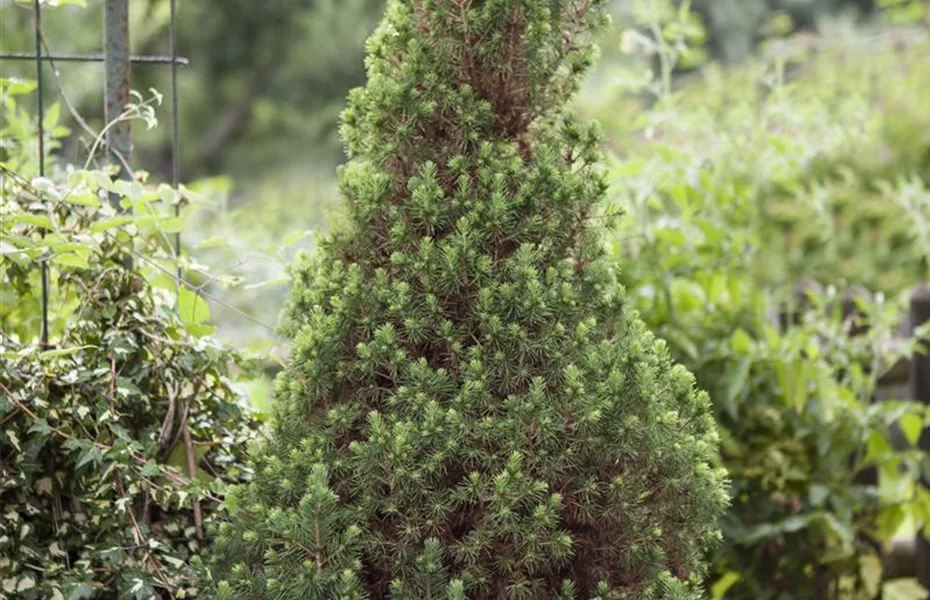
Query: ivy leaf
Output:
[[140, 460, 161, 478], [66, 582, 95, 600], [28, 418, 52, 436], [75, 445, 103, 470]]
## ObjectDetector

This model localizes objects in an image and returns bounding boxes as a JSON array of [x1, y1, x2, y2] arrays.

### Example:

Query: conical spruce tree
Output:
[[211, 1, 728, 598]]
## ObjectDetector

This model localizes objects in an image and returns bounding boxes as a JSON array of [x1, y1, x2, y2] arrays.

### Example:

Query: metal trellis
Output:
[[2, 0, 188, 346]]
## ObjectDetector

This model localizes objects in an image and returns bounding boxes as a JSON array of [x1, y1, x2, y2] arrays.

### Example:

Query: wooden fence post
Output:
[[911, 284, 930, 587]]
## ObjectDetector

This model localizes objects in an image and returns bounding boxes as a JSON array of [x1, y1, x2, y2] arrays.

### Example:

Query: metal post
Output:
[[33, 0, 49, 349], [912, 283, 930, 587], [104, 0, 132, 198], [170, 0, 182, 262]]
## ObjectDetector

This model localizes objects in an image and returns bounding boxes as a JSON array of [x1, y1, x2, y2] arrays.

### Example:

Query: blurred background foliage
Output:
[[2, 0, 930, 597], [4, 0, 919, 349], [592, 1, 930, 597], [0, 0, 920, 177]]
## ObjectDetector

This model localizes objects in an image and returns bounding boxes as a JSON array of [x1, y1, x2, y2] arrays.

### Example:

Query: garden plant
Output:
[[0, 80, 262, 599], [209, 1, 729, 598], [2, 0, 929, 599]]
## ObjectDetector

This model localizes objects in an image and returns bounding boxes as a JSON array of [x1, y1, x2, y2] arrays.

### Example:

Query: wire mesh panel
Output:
[[3, 0, 187, 346]]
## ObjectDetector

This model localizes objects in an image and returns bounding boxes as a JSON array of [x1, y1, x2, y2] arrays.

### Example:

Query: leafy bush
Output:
[[598, 11, 930, 598], [210, 1, 728, 598], [684, 0, 926, 63], [0, 81, 262, 598]]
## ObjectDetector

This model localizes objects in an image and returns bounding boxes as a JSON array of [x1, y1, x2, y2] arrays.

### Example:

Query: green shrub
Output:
[[210, 1, 728, 598], [0, 80, 262, 599], [598, 15, 930, 598]]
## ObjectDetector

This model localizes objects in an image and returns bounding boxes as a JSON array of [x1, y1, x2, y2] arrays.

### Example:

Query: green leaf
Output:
[[13, 214, 55, 230], [52, 252, 91, 269], [809, 483, 830, 507], [711, 572, 741, 600], [864, 430, 894, 464], [66, 582, 95, 600], [178, 286, 210, 325], [882, 578, 929, 600], [821, 513, 855, 560], [28, 418, 52, 436], [901, 413, 923, 447], [43, 102, 61, 130], [155, 215, 187, 234], [140, 460, 161, 478], [64, 191, 102, 207], [876, 502, 907, 541], [136, 206, 194, 234], [75, 446, 103, 470], [723, 358, 751, 418], [730, 328, 754, 355], [166, 441, 213, 482], [1, 77, 37, 95], [157, 184, 180, 204], [89, 171, 119, 193], [121, 181, 145, 203], [185, 323, 216, 338], [0, 241, 24, 255]]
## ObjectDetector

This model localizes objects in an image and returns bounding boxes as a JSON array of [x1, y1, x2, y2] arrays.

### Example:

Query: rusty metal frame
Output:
[[103, 0, 131, 196], [16, 0, 185, 346], [0, 52, 188, 65]]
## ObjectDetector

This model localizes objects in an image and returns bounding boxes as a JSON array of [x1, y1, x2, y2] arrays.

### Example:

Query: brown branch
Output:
[[114, 475, 178, 597], [157, 381, 178, 451], [182, 423, 205, 542], [0, 406, 21, 429], [0, 381, 224, 505]]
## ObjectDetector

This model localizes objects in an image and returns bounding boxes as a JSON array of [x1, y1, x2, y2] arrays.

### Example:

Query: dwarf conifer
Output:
[[211, 1, 728, 598]]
